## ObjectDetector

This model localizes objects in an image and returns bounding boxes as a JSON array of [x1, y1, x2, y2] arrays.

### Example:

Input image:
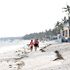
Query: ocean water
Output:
[[0, 39, 58, 53], [0, 39, 29, 46], [0, 39, 58, 47], [0, 39, 30, 53]]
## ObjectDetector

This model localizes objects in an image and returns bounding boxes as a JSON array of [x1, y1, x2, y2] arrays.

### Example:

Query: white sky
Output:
[[0, 0, 70, 38]]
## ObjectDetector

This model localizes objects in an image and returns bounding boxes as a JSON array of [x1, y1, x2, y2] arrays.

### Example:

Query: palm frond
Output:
[[62, 8, 67, 9], [67, 5, 70, 8], [65, 10, 68, 12]]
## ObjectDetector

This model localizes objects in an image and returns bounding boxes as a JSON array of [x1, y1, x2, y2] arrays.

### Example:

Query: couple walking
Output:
[[29, 39, 39, 51]]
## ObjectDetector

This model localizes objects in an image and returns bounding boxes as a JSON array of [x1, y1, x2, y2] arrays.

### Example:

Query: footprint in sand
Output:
[[9, 64, 12, 68], [51, 69, 53, 70], [0, 60, 2, 62], [16, 61, 25, 69], [58, 67, 61, 69]]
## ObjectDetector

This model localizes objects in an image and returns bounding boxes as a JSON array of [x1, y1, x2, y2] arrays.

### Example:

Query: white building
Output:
[[60, 17, 70, 41]]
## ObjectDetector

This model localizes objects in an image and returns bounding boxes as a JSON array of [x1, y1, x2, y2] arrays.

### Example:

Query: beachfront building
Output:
[[60, 5, 70, 42], [60, 17, 70, 41]]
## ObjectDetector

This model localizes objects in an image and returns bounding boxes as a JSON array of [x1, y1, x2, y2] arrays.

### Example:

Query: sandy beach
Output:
[[0, 41, 70, 70]]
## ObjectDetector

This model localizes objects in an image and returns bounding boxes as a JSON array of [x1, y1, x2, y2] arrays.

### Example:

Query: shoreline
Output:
[[0, 41, 70, 70]]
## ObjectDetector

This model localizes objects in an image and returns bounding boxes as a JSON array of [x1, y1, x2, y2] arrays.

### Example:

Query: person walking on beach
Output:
[[28, 40, 34, 51], [34, 39, 39, 51]]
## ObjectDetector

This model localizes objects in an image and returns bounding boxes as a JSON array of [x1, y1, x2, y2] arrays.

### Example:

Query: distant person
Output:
[[28, 40, 34, 51], [34, 39, 39, 51]]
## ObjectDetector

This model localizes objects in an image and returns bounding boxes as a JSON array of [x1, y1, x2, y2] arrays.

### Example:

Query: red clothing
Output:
[[34, 39, 39, 44], [29, 41, 34, 47]]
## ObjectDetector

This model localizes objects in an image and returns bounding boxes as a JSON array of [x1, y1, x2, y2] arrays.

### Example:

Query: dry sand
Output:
[[0, 43, 70, 70]]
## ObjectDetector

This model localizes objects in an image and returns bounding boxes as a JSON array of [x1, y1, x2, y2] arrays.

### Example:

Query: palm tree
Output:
[[63, 5, 70, 15], [55, 21, 63, 34], [62, 16, 67, 24], [55, 21, 63, 29], [55, 21, 60, 34], [63, 5, 70, 26], [55, 21, 60, 27]]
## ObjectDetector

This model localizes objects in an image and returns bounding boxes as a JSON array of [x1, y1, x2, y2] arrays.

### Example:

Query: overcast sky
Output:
[[0, 0, 70, 38]]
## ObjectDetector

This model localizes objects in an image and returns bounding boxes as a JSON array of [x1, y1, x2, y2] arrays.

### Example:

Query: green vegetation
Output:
[[23, 5, 70, 40]]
